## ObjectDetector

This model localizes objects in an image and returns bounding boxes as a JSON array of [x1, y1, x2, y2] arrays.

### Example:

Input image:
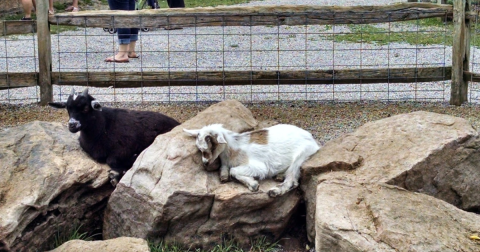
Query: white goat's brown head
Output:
[[183, 124, 227, 167]]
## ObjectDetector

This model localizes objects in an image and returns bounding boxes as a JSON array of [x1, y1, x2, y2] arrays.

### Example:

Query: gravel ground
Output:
[[4, 0, 477, 104], [3, 0, 480, 143]]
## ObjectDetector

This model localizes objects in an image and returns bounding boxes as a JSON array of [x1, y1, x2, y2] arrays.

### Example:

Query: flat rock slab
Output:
[[301, 111, 480, 242], [47, 237, 149, 252], [315, 180, 480, 252], [0, 121, 112, 252], [103, 100, 302, 247]]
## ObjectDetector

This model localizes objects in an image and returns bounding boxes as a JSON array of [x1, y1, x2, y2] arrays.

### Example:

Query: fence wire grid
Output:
[[0, 9, 463, 104]]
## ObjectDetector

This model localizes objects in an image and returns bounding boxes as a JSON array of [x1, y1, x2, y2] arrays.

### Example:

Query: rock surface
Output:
[[103, 100, 302, 247], [315, 180, 480, 252], [0, 121, 112, 252], [301, 111, 480, 247], [48, 237, 149, 252]]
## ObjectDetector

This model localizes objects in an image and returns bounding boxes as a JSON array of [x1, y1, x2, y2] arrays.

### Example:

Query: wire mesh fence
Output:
[[0, 3, 459, 104]]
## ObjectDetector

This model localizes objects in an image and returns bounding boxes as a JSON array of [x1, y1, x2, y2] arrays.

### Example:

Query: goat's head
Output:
[[184, 124, 227, 167], [48, 88, 102, 133]]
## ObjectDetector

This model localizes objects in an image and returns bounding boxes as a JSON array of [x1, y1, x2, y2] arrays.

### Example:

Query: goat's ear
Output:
[[216, 134, 227, 144], [91, 100, 102, 111], [183, 128, 200, 137], [48, 102, 66, 109]]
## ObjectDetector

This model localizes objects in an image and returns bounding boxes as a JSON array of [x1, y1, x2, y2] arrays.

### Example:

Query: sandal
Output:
[[128, 53, 139, 59], [21, 17, 32, 21], [105, 57, 129, 63], [65, 6, 80, 12], [48, 9, 55, 15]]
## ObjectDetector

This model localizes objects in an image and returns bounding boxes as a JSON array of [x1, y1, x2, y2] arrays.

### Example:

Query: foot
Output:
[[247, 180, 259, 192], [267, 187, 283, 197], [220, 174, 230, 183], [105, 56, 129, 63], [273, 173, 285, 182], [48, 9, 55, 15], [128, 52, 139, 58], [108, 170, 120, 186]]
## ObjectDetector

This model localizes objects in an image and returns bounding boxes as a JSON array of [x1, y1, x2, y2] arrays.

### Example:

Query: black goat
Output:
[[49, 88, 180, 185]]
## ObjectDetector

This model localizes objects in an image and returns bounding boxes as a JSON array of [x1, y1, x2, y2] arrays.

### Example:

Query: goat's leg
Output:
[[268, 157, 303, 197], [219, 164, 230, 183], [230, 166, 259, 192], [107, 156, 130, 187]]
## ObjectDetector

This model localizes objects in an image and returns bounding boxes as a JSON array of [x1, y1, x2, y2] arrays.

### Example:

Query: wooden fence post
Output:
[[451, 0, 471, 105], [36, 0, 52, 105]]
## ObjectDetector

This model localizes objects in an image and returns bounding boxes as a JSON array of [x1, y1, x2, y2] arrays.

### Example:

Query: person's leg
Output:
[[66, 0, 80, 12], [128, 40, 137, 58], [48, 0, 54, 14], [106, 0, 133, 62], [167, 0, 185, 8], [21, 0, 34, 19], [127, 0, 139, 58]]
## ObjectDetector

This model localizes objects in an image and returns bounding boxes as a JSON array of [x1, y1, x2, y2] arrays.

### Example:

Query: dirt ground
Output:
[[2, 101, 480, 145]]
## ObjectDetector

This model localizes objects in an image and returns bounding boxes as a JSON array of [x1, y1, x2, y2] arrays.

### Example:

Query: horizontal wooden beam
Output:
[[50, 3, 455, 29], [464, 71, 480, 82], [0, 72, 37, 89], [0, 67, 451, 89], [1, 20, 36, 36]]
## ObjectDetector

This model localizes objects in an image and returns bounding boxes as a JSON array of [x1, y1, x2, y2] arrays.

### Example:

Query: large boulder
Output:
[[0, 121, 112, 252], [103, 100, 302, 247], [315, 180, 480, 252], [301, 111, 480, 246], [48, 237, 149, 252]]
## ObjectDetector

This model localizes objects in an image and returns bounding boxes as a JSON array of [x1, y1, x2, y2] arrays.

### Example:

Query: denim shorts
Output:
[[108, 0, 138, 44]]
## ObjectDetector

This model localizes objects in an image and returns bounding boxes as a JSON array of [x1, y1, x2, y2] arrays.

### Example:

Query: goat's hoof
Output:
[[267, 188, 282, 197], [248, 181, 259, 192], [110, 178, 119, 187], [273, 174, 285, 182], [220, 176, 230, 183], [108, 170, 120, 187]]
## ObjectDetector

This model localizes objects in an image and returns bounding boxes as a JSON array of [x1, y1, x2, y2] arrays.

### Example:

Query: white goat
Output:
[[184, 124, 320, 197]]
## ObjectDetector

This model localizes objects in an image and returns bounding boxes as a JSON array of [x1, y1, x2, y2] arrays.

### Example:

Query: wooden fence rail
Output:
[[0, 2, 475, 105]]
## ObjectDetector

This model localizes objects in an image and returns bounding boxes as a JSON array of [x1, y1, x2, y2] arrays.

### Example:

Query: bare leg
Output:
[[48, 0, 54, 14], [128, 41, 138, 58], [73, 0, 79, 11], [21, 0, 34, 19]]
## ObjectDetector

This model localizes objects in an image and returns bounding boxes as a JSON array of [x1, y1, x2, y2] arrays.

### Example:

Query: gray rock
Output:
[[47, 237, 149, 252], [0, 121, 112, 252], [103, 100, 302, 247], [301, 111, 480, 244], [315, 180, 480, 252]]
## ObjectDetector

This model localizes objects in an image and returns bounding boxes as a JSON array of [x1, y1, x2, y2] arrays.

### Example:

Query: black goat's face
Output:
[[48, 88, 102, 133]]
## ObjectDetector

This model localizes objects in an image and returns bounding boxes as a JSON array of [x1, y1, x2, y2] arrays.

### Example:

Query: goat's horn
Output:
[[81, 88, 89, 96], [70, 88, 75, 96]]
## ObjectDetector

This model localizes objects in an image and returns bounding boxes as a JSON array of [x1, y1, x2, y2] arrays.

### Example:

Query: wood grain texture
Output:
[[0, 20, 36, 36], [450, 0, 470, 105], [49, 3, 457, 29]]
